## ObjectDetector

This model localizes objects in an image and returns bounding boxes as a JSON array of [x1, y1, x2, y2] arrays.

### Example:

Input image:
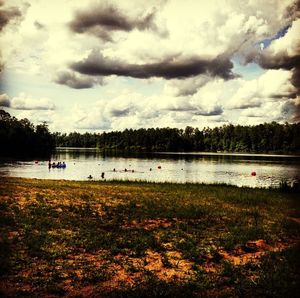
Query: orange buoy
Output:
[[251, 171, 256, 176]]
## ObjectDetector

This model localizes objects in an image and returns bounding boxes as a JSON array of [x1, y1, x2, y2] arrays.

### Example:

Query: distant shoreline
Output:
[[55, 147, 300, 158]]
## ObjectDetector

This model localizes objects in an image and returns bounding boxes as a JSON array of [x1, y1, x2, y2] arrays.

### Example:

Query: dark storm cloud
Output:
[[193, 106, 224, 116], [166, 101, 223, 116], [0, 93, 10, 107], [258, 53, 300, 71], [291, 67, 300, 91], [54, 71, 104, 89], [168, 106, 194, 112], [69, 4, 159, 40], [71, 52, 237, 80], [110, 107, 131, 117], [0, 2, 22, 32]]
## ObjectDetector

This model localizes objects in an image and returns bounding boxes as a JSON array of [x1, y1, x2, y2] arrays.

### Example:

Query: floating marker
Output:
[[158, 166, 161, 169], [251, 171, 256, 176]]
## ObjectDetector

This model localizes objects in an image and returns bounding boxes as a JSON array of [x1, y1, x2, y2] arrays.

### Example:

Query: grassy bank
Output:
[[0, 178, 299, 297]]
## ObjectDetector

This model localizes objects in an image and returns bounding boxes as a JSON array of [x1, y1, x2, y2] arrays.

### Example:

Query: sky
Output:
[[0, 0, 299, 133]]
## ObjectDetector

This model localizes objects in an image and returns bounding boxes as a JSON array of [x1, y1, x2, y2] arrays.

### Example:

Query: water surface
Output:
[[0, 148, 299, 188]]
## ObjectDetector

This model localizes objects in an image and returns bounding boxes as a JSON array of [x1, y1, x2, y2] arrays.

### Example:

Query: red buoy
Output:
[[251, 171, 256, 176], [158, 166, 161, 169]]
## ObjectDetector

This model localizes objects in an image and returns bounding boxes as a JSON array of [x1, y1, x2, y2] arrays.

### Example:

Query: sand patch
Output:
[[217, 239, 294, 266], [123, 218, 173, 230]]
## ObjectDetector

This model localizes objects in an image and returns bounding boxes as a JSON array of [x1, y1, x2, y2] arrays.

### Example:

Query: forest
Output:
[[0, 110, 55, 157], [53, 122, 300, 154], [1, 109, 299, 155]]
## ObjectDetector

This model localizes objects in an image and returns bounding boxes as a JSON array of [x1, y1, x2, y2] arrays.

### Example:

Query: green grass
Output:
[[0, 177, 299, 297]]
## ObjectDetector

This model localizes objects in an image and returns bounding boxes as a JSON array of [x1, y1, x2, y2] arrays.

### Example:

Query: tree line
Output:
[[54, 122, 300, 154], [1, 109, 299, 156], [0, 110, 55, 157]]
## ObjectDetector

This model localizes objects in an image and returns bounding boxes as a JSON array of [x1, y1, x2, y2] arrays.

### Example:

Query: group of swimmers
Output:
[[114, 168, 135, 173], [87, 166, 163, 180], [48, 161, 66, 169]]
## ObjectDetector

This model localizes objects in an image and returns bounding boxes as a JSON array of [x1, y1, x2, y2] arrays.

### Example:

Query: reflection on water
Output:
[[0, 148, 299, 188]]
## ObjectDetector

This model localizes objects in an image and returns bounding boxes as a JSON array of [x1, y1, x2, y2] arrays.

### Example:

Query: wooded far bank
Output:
[[54, 122, 300, 154], [1, 110, 299, 156]]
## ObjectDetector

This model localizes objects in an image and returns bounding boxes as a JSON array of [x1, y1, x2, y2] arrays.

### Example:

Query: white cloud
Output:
[[258, 69, 296, 98], [15, 109, 55, 124], [239, 97, 300, 124], [227, 69, 296, 109], [71, 103, 111, 130], [10, 93, 56, 110], [163, 75, 211, 96], [104, 92, 144, 117]]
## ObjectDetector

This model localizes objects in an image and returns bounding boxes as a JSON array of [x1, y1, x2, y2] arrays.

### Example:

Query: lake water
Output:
[[0, 148, 299, 188]]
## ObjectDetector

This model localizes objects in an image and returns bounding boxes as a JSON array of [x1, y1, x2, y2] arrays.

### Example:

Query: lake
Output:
[[0, 148, 299, 188]]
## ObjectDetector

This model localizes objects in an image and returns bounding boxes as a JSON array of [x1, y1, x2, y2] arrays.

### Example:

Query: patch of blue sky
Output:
[[232, 61, 265, 80], [232, 25, 290, 81], [258, 25, 290, 49]]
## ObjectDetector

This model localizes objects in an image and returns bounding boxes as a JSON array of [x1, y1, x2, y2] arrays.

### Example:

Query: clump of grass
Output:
[[277, 180, 300, 193]]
